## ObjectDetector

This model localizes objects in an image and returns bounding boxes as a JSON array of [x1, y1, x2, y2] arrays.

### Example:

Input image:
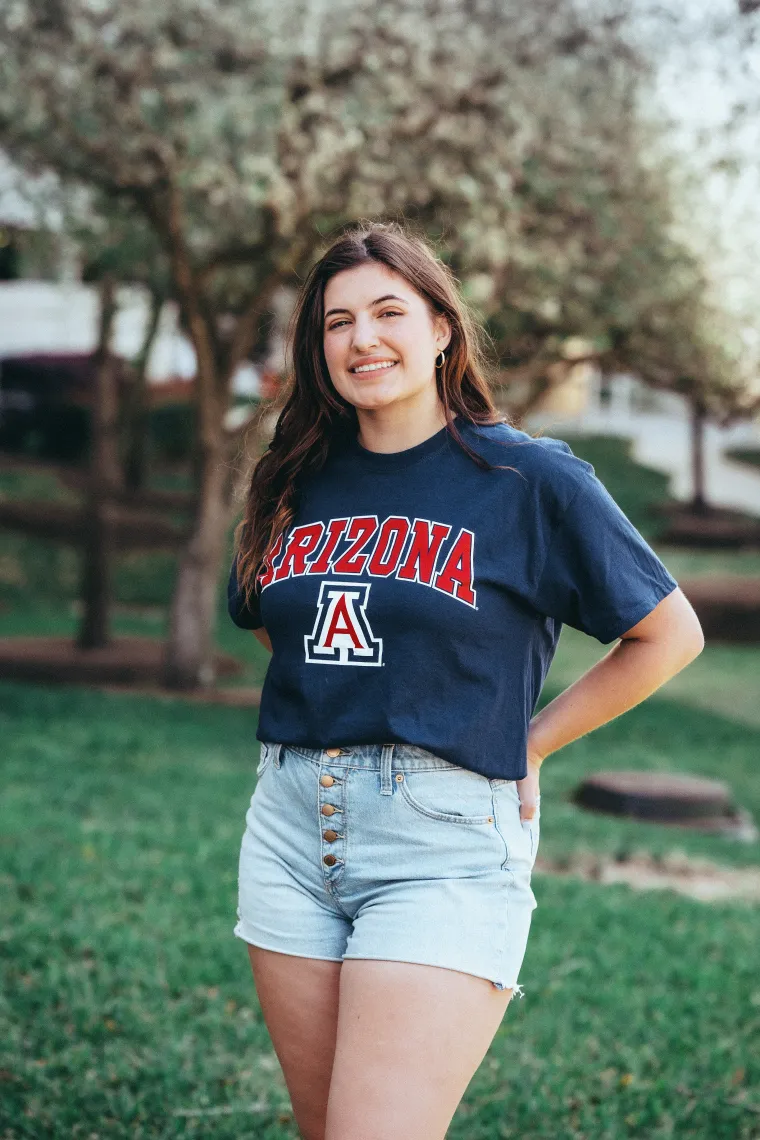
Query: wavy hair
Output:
[[233, 219, 522, 610]]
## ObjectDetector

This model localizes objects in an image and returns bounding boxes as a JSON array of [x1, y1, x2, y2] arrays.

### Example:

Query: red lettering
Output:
[[324, 594, 362, 648], [273, 522, 324, 581], [258, 532, 284, 589], [367, 517, 410, 576], [309, 518, 349, 574], [331, 516, 378, 575], [433, 529, 476, 606], [398, 519, 452, 585]]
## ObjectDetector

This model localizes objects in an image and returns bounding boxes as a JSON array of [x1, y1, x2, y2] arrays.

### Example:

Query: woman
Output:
[[227, 221, 704, 1140]]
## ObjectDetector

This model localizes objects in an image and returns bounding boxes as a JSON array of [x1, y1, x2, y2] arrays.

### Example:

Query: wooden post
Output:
[[690, 397, 708, 514]]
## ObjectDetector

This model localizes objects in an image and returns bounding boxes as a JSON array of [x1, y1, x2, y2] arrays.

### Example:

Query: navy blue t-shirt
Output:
[[227, 418, 678, 779]]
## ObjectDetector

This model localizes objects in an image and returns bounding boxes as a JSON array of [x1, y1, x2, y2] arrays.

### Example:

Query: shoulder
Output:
[[456, 419, 596, 505]]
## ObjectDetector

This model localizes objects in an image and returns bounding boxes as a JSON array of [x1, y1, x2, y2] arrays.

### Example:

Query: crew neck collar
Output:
[[345, 416, 464, 470]]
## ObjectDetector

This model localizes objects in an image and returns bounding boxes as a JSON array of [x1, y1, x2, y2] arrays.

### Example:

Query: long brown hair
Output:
[[233, 219, 523, 609]]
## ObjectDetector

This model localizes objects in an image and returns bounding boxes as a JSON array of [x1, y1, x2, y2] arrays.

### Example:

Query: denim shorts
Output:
[[234, 741, 540, 996]]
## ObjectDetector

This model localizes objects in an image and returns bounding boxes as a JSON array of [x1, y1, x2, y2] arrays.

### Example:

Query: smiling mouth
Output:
[[349, 361, 399, 374]]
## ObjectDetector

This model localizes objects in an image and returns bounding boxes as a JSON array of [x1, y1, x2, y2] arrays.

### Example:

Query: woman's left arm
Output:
[[519, 588, 704, 818]]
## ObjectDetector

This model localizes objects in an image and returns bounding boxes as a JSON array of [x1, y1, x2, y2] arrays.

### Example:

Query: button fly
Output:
[[320, 774, 335, 787], [321, 804, 339, 816]]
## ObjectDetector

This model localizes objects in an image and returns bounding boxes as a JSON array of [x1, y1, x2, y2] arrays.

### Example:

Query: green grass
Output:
[[2, 678, 759, 1139], [2, 445, 760, 1136], [655, 547, 760, 579], [725, 447, 760, 472]]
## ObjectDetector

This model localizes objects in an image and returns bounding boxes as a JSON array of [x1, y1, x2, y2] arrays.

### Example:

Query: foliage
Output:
[[147, 404, 197, 466], [1, 0, 744, 411], [3, 0, 756, 683]]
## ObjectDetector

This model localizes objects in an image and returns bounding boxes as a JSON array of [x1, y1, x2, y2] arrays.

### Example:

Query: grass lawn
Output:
[[2, 439, 760, 1137], [724, 448, 760, 472], [2, 674, 759, 1140]]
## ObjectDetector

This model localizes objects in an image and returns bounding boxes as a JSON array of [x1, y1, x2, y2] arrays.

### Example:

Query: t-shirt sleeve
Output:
[[227, 555, 264, 630], [532, 469, 679, 644]]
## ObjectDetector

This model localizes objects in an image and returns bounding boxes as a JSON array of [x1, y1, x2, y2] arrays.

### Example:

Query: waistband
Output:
[[261, 740, 498, 797]]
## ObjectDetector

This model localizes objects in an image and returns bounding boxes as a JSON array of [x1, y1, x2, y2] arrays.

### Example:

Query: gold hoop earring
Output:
[[436, 350, 446, 368]]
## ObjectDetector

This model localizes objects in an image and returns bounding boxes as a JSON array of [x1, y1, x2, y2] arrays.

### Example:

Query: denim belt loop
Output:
[[379, 743, 395, 796], [272, 743, 283, 769]]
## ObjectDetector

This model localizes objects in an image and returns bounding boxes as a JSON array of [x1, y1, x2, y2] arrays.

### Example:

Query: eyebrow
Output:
[[324, 294, 408, 320]]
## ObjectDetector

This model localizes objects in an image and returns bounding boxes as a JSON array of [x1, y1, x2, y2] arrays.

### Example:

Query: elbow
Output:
[[663, 587, 706, 664], [684, 625, 705, 664], [685, 605, 706, 658], [622, 610, 705, 672], [674, 616, 705, 670]]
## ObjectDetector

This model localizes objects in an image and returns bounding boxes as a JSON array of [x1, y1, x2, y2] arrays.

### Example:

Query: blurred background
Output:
[[1, 1, 759, 1136]]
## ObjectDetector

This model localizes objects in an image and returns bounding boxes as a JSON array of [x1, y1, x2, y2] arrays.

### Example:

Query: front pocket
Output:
[[493, 781, 541, 866], [520, 805, 541, 863], [396, 768, 496, 825]]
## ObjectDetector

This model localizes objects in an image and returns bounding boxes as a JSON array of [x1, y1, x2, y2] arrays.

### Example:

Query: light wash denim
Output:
[[234, 741, 540, 996]]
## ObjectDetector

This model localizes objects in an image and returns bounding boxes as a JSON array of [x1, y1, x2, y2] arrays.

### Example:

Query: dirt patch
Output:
[[655, 505, 760, 550], [537, 850, 760, 903], [0, 500, 190, 550], [95, 681, 262, 707], [0, 635, 245, 689], [677, 577, 760, 643]]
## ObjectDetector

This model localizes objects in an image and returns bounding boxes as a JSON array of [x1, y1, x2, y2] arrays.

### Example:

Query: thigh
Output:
[[325, 958, 513, 1140], [248, 945, 343, 1140]]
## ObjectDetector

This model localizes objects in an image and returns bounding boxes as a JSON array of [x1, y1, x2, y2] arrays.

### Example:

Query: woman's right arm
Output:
[[253, 627, 273, 653]]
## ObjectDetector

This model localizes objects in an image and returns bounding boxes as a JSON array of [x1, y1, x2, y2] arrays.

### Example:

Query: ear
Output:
[[434, 312, 452, 353]]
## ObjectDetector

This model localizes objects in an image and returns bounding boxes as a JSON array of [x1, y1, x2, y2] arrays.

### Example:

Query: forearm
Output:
[[528, 634, 701, 765]]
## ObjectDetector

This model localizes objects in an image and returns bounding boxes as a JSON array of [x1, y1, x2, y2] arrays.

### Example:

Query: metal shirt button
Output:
[[320, 774, 335, 787], [323, 829, 338, 842], [323, 854, 337, 867], [321, 804, 338, 816], [325, 748, 342, 758]]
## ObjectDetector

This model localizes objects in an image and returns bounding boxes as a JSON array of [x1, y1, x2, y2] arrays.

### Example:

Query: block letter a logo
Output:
[[305, 581, 383, 666]]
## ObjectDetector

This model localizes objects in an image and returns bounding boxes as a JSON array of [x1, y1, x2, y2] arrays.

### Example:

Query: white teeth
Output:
[[351, 361, 397, 373]]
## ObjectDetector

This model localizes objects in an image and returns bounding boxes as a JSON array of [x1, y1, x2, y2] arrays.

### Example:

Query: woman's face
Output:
[[322, 261, 451, 413]]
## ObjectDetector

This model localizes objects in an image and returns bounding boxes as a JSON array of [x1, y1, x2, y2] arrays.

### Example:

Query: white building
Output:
[[0, 151, 261, 398]]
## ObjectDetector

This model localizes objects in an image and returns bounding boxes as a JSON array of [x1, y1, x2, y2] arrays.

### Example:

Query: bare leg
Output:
[[325, 959, 513, 1140], [246, 944, 343, 1140]]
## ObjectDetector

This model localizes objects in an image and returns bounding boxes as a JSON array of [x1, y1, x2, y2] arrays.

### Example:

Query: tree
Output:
[[3, 0, 741, 680]]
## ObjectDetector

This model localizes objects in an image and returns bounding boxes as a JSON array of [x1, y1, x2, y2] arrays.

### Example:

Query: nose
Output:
[[351, 314, 380, 351]]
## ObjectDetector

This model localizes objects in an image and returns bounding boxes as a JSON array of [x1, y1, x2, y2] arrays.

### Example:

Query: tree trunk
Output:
[[77, 275, 120, 649], [162, 433, 233, 688], [123, 287, 164, 493], [157, 187, 272, 689], [690, 399, 708, 514]]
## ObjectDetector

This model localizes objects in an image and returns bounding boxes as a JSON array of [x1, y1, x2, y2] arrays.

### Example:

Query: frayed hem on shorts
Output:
[[491, 980, 525, 998]]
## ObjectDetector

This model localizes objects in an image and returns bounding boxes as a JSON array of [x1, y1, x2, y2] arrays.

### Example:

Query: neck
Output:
[[355, 393, 448, 455]]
